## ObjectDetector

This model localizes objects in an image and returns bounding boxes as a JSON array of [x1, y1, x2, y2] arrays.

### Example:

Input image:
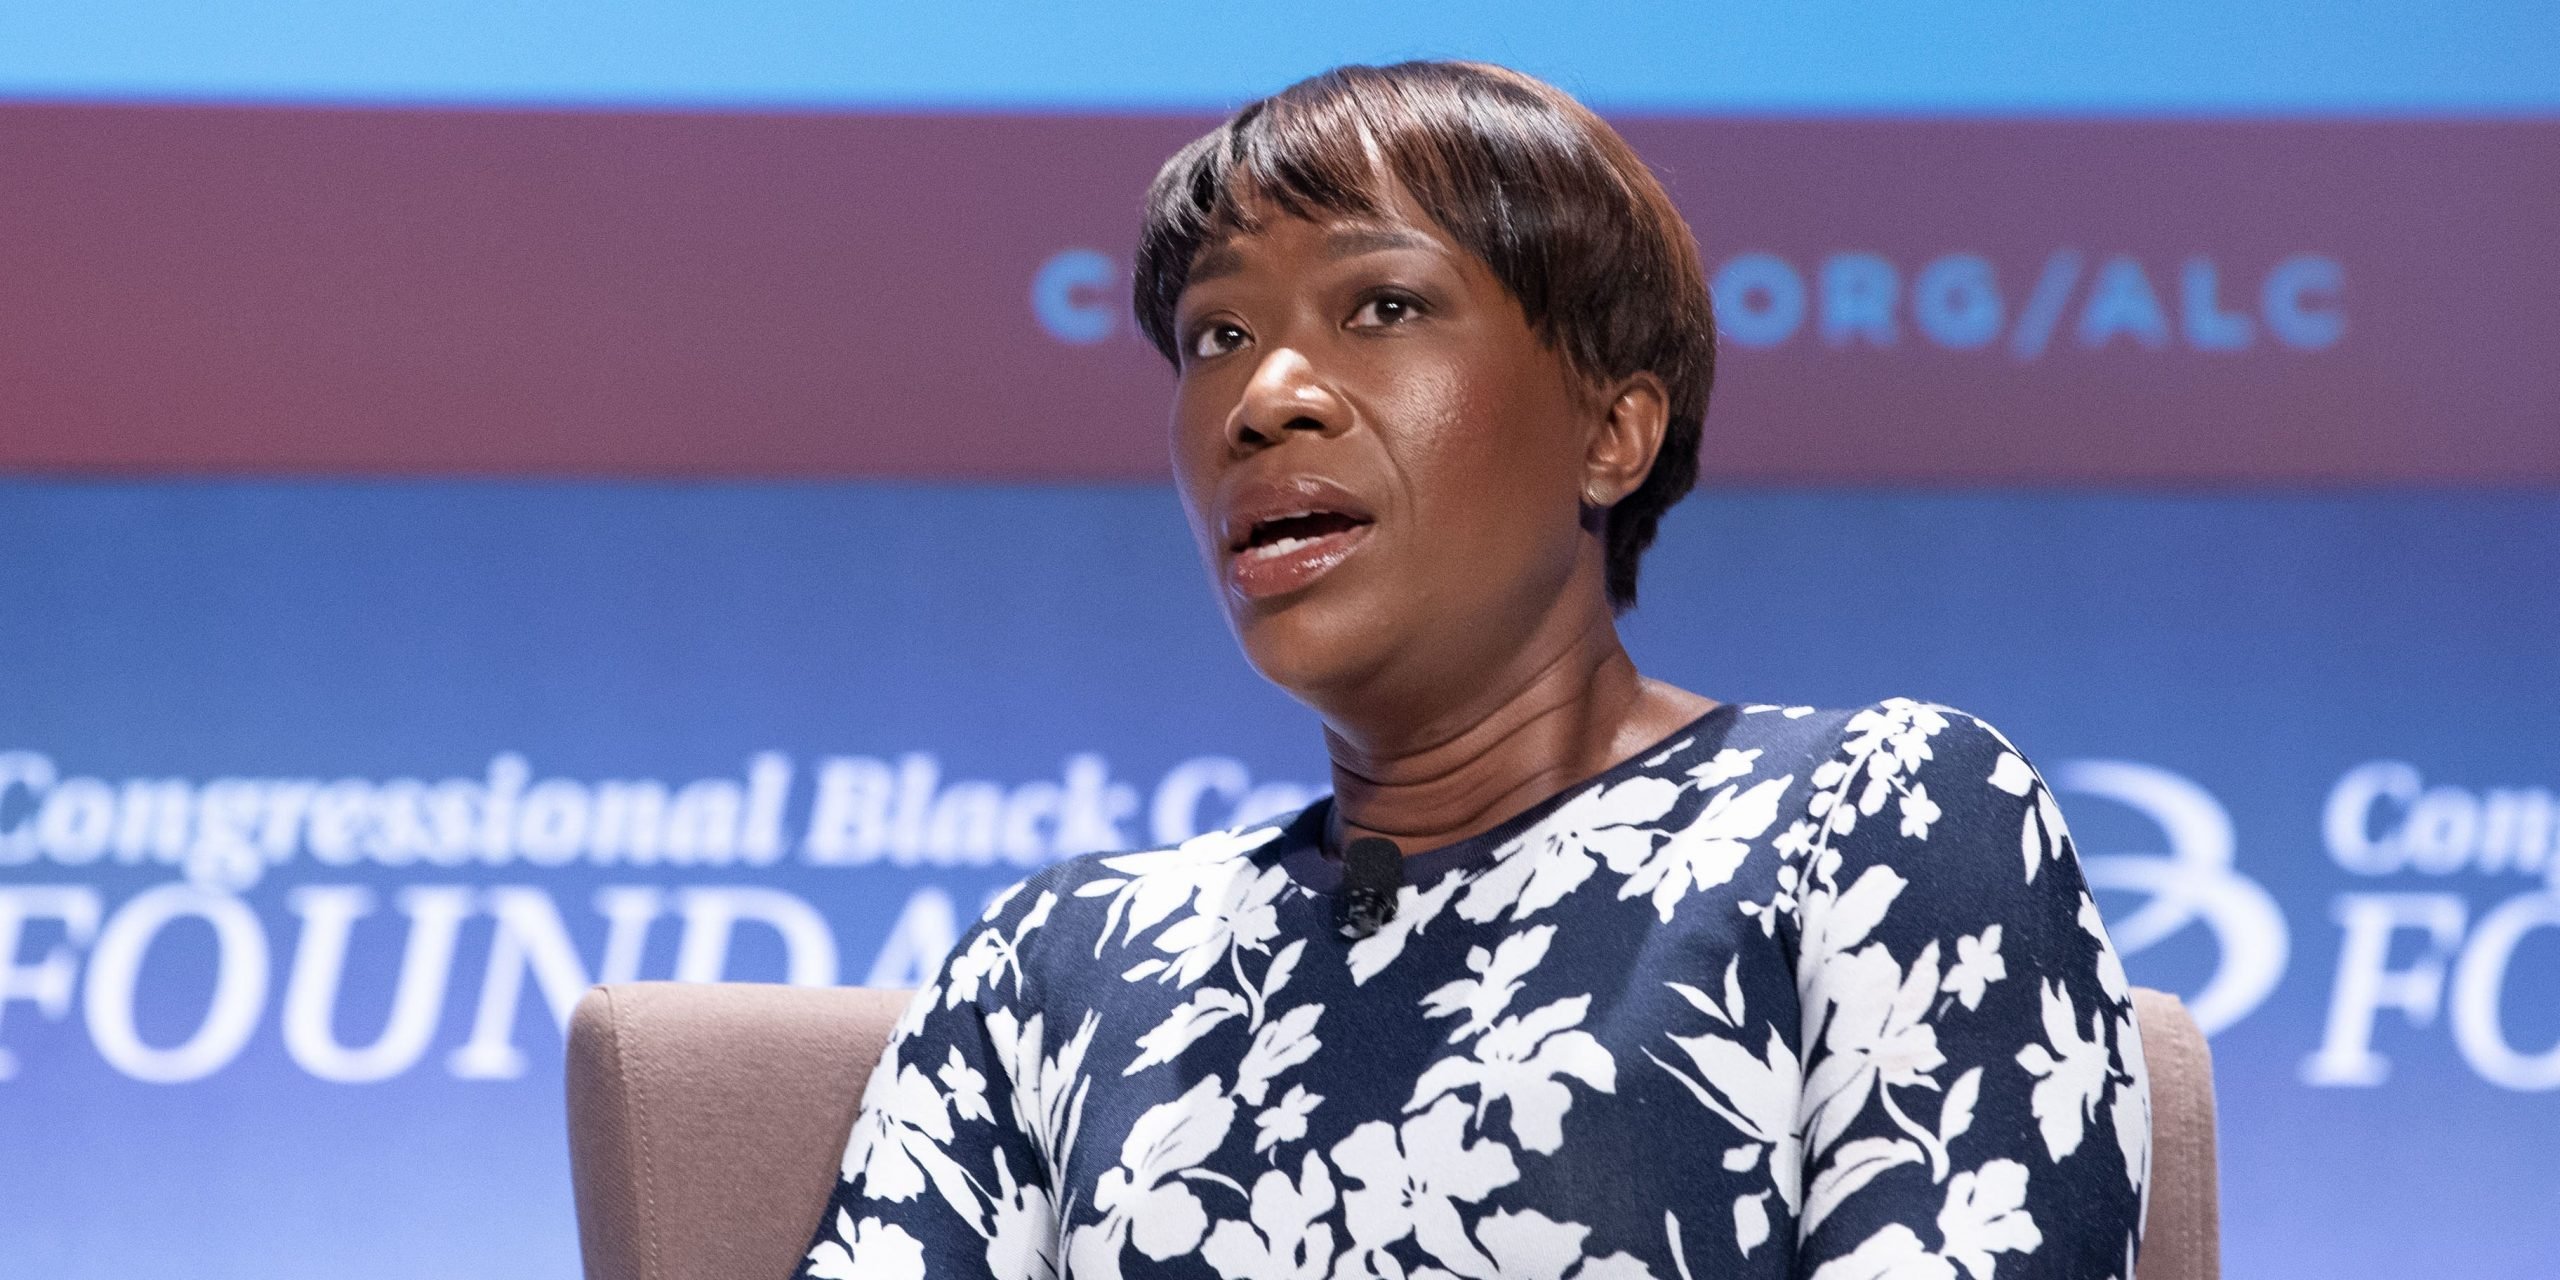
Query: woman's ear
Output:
[[1580, 373, 1670, 509]]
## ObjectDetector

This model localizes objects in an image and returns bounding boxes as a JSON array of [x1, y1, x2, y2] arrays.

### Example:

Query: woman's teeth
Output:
[[1244, 534, 1325, 561]]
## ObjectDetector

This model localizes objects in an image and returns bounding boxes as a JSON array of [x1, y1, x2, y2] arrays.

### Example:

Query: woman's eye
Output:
[[1349, 294, 1423, 328], [1189, 322, 1248, 361]]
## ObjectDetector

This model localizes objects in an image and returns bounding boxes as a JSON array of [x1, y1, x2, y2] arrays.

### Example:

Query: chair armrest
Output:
[[566, 982, 914, 1280], [2132, 987, 2220, 1280]]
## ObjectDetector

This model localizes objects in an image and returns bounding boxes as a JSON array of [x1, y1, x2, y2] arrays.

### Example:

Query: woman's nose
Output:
[[1226, 346, 1347, 454]]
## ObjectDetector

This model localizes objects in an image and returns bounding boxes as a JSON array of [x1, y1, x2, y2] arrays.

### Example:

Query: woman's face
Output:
[[1168, 184, 1610, 712]]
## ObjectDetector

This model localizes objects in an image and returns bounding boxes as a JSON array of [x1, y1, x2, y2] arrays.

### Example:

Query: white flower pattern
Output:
[[1332, 1095, 1523, 1276], [800, 700, 2147, 1280], [1201, 1151, 1336, 1280], [1408, 994, 1618, 1154], [805, 1212, 926, 1280]]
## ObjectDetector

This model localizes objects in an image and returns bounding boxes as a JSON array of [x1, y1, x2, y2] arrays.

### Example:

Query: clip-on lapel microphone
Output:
[[1336, 836, 1405, 940]]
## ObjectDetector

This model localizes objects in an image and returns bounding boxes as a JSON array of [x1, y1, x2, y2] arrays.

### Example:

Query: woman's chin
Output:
[[1231, 602, 1407, 708]]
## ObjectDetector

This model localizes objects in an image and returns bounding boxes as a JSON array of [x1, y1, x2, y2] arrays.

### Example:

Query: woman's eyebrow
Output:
[[1189, 242, 1247, 285], [1321, 225, 1438, 260], [1188, 225, 1439, 287]]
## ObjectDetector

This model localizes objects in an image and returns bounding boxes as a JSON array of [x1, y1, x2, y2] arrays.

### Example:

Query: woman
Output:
[[800, 61, 2146, 1280]]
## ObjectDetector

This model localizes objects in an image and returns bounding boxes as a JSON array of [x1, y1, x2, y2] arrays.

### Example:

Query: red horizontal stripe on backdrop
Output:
[[0, 106, 2552, 483]]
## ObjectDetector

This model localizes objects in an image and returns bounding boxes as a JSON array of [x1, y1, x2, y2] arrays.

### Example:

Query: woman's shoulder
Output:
[[1716, 695, 2036, 776], [1038, 816, 1300, 906], [950, 817, 1303, 976], [1715, 696, 2068, 877], [982, 814, 1297, 906]]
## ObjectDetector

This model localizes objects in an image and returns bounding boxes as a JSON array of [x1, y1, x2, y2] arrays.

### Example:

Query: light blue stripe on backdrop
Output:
[[1, 1, 2557, 114]]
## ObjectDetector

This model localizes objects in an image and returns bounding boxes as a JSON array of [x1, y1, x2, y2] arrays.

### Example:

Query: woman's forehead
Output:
[[1187, 214, 1449, 288], [1187, 177, 1462, 279]]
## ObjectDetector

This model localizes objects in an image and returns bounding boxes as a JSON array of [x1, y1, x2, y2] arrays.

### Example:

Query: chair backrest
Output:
[[2132, 987, 2221, 1280], [566, 982, 2218, 1280], [566, 982, 911, 1280]]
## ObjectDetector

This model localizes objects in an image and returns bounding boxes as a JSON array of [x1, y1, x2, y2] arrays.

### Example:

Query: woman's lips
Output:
[[1227, 521, 1374, 600]]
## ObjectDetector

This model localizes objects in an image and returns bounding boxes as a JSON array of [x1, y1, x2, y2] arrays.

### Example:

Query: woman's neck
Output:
[[1319, 623, 1714, 855]]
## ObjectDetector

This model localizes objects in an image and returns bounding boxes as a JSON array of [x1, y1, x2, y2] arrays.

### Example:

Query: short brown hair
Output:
[[1132, 60, 1716, 611]]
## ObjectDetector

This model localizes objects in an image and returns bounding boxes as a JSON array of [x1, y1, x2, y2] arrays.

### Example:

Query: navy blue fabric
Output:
[[799, 700, 2146, 1280]]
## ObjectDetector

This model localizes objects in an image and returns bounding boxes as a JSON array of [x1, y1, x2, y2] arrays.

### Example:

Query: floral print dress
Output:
[[796, 699, 2150, 1280]]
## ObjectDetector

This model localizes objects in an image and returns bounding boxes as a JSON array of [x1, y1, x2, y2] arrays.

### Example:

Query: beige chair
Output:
[[567, 983, 2218, 1280]]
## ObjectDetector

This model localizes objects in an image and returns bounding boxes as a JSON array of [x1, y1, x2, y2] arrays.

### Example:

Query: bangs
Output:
[[1132, 88, 1393, 358], [1134, 62, 1596, 371], [1210, 90, 1399, 233]]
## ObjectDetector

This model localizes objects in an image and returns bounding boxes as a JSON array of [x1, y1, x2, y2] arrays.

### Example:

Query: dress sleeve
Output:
[[793, 876, 1067, 1280], [1785, 701, 2148, 1280]]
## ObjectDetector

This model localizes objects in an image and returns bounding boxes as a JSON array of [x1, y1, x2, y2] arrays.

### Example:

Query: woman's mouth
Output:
[[1228, 510, 1375, 599]]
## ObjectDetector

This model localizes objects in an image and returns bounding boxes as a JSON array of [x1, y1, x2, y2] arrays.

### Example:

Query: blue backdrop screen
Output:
[[2, 483, 2555, 1277]]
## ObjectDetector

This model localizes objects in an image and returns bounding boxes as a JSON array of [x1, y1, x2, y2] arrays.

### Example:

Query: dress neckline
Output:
[[1270, 700, 1738, 896]]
